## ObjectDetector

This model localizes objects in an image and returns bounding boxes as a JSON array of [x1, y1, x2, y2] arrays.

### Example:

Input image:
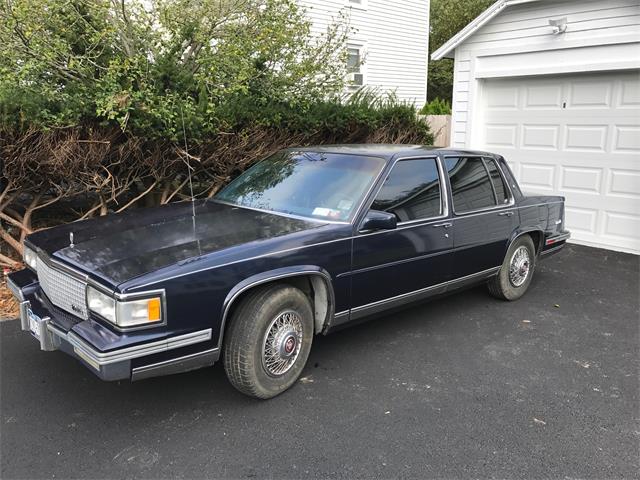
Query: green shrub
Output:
[[0, 0, 350, 140], [420, 98, 452, 115]]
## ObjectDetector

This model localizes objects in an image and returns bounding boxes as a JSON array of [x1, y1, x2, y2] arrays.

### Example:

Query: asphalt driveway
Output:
[[1, 244, 638, 479]]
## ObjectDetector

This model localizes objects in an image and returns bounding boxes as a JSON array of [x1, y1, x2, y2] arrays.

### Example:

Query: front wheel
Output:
[[223, 284, 314, 399], [488, 235, 536, 301]]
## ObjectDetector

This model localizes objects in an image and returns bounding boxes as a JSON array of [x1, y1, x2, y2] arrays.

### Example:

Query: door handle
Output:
[[498, 211, 514, 217], [433, 222, 452, 228]]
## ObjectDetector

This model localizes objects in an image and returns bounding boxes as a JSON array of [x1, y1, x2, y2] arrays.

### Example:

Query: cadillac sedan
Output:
[[9, 145, 570, 398]]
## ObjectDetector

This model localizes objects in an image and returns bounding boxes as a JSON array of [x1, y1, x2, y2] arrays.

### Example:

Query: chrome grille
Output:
[[37, 255, 88, 320]]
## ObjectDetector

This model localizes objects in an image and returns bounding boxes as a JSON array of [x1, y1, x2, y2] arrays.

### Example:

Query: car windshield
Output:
[[215, 151, 386, 222]]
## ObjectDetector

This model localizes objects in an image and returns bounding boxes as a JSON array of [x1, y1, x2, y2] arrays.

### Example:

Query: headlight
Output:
[[23, 246, 38, 271], [87, 286, 163, 328], [116, 296, 162, 328], [87, 286, 116, 324]]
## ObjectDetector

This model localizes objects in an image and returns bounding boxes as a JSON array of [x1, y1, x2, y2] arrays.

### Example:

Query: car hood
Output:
[[26, 201, 325, 286]]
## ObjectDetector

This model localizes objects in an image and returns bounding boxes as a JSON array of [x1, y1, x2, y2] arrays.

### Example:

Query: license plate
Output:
[[28, 309, 41, 338]]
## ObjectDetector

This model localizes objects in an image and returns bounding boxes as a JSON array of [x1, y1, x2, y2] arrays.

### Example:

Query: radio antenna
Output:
[[180, 105, 202, 257]]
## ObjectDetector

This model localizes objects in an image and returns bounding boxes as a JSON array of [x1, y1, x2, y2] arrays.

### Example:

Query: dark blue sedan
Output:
[[9, 145, 570, 398]]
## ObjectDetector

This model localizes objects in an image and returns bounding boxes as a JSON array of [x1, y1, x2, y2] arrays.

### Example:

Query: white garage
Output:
[[432, 0, 640, 254]]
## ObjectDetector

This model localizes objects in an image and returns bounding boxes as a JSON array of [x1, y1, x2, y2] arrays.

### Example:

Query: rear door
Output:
[[445, 156, 517, 279]]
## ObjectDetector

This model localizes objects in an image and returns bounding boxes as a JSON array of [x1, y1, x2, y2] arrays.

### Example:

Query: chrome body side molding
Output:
[[546, 232, 571, 244], [349, 267, 500, 321], [65, 328, 213, 366], [131, 348, 219, 381]]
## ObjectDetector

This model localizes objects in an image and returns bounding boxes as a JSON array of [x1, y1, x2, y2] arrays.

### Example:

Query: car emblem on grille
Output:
[[71, 304, 82, 313], [70, 232, 74, 248]]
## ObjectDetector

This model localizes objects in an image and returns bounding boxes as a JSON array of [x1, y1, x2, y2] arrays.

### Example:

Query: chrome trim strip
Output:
[[131, 348, 219, 381], [350, 267, 500, 318], [452, 206, 516, 220], [56, 328, 213, 366], [547, 232, 571, 243], [331, 310, 351, 327], [518, 201, 563, 208], [38, 316, 60, 351], [19, 300, 30, 331]]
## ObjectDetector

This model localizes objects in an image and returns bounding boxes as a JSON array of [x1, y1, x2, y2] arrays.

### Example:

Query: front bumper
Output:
[[8, 270, 216, 381]]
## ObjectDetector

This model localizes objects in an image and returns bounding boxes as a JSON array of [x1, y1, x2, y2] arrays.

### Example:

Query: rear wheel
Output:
[[223, 284, 314, 399], [488, 235, 536, 301]]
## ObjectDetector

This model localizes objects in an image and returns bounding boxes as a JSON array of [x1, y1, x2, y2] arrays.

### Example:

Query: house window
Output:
[[347, 45, 364, 87]]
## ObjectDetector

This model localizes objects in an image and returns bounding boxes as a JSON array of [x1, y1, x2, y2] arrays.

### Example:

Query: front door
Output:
[[350, 157, 454, 316]]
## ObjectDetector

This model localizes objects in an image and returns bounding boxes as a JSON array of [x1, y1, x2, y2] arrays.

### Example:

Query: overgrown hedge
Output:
[[0, 0, 432, 265], [0, 92, 432, 265]]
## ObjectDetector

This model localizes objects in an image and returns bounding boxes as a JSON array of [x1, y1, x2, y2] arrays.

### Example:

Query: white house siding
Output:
[[297, 0, 429, 108], [444, 0, 640, 253]]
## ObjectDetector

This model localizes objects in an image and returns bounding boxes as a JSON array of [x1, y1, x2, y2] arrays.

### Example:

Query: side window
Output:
[[445, 157, 496, 213], [484, 158, 510, 204], [371, 158, 442, 222]]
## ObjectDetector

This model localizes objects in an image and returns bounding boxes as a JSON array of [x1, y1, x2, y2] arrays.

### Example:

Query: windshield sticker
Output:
[[312, 207, 341, 218]]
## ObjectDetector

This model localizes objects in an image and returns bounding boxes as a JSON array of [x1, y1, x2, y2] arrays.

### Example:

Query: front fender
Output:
[[217, 265, 335, 350]]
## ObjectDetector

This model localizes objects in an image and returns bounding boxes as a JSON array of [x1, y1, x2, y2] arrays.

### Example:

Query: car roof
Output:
[[288, 144, 498, 161]]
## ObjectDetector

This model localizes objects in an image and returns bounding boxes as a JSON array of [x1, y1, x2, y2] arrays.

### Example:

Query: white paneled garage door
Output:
[[480, 70, 640, 254]]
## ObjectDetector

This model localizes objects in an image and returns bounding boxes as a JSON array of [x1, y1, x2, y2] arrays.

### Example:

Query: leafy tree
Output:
[[0, 0, 350, 140], [427, 0, 494, 102]]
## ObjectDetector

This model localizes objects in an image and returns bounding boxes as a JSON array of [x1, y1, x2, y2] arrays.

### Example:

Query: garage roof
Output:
[[431, 0, 543, 60]]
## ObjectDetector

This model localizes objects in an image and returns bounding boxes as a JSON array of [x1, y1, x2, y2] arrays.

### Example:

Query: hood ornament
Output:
[[69, 232, 74, 248]]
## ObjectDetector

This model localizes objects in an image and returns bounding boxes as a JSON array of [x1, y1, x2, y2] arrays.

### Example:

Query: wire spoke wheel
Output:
[[509, 245, 531, 287], [261, 310, 304, 377]]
